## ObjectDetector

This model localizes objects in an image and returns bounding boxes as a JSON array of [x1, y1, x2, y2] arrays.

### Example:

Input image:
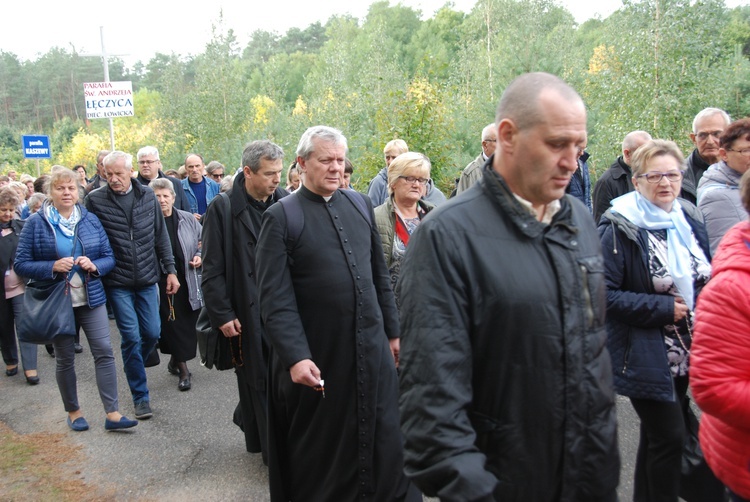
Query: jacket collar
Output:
[[480, 157, 572, 239], [611, 156, 632, 179]]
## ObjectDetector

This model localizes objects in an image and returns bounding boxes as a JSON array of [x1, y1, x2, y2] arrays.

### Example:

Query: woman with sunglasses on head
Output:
[[599, 139, 717, 501], [374, 152, 435, 312]]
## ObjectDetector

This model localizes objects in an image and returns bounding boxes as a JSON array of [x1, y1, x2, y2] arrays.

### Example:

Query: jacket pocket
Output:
[[578, 256, 606, 330]]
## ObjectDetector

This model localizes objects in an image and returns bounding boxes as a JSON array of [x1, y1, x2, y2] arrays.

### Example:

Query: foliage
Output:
[[0, 0, 747, 191]]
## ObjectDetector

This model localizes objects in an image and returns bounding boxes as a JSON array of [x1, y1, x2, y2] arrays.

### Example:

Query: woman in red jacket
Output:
[[692, 169, 750, 502]]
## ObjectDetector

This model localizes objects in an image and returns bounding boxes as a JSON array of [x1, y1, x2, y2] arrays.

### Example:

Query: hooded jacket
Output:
[[697, 160, 744, 254], [691, 221, 750, 499], [598, 200, 710, 401]]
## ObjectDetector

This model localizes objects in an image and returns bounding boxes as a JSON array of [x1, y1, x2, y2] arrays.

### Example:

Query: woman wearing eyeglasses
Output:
[[374, 152, 434, 311], [599, 139, 714, 501], [697, 118, 750, 255]]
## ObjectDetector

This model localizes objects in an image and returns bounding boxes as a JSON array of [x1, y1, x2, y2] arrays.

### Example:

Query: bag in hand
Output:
[[17, 279, 76, 344], [196, 307, 239, 371]]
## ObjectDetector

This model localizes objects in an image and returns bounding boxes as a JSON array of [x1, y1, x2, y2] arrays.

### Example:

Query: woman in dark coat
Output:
[[0, 187, 38, 383], [150, 179, 202, 391], [599, 140, 713, 501]]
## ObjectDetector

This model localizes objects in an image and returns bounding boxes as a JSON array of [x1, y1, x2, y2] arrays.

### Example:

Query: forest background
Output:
[[0, 0, 748, 194]]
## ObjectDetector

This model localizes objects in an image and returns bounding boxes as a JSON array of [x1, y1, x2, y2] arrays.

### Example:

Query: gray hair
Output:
[[103, 151, 133, 170], [47, 168, 79, 195], [28, 192, 46, 213], [496, 72, 583, 131], [242, 140, 284, 174], [296, 126, 347, 160], [137, 146, 160, 160], [206, 161, 225, 175], [622, 131, 652, 154], [692, 108, 731, 133], [149, 178, 175, 195], [481, 123, 496, 141], [220, 175, 234, 193]]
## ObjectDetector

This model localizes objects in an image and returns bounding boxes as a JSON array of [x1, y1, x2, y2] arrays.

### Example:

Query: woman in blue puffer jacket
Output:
[[15, 167, 137, 432]]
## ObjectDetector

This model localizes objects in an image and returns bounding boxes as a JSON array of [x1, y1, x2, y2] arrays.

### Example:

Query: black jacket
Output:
[[680, 149, 711, 205], [136, 171, 190, 212], [201, 173, 288, 389], [592, 156, 634, 223], [84, 181, 175, 288], [398, 162, 620, 501], [598, 200, 710, 401]]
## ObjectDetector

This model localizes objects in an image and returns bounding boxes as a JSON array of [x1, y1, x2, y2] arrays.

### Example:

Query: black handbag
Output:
[[196, 307, 236, 370], [17, 278, 76, 344], [197, 193, 241, 371]]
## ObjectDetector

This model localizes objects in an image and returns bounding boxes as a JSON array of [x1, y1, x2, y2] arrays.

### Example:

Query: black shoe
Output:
[[167, 361, 180, 376], [25, 373, 40, 385], [178, 374, 192, 391], [74, 344, 84, 354], [45, 345, 55, 357], [5, 366, 18, 376], [134, 401, 153, 420]]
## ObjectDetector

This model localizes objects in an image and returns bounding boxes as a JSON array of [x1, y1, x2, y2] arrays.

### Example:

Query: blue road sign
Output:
[[22, 135, 51, 159]]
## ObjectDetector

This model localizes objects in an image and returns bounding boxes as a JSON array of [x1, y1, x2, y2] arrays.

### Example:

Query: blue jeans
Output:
[[106, 285, 160, 404]]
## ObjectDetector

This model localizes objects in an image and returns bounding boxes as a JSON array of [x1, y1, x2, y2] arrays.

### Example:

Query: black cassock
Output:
[[257, 186, 414, 501]]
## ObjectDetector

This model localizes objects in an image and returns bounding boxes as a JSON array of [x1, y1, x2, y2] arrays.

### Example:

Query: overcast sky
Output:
[[2, 0, 741, 67]]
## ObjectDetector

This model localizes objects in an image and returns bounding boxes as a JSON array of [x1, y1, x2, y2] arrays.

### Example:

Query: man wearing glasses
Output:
[[698, 118, 750, 254], [681, 107, 732, 204], [135, 146, 189, 212], [205, 161, 225, 183], [455, 123, 497, 194]]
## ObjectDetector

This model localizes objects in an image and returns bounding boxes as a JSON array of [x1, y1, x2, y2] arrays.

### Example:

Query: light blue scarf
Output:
[[610, 191, 707, 310]]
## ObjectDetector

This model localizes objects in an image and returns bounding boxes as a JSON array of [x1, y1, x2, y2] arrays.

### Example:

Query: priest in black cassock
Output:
[[256, 126, 418, 501]]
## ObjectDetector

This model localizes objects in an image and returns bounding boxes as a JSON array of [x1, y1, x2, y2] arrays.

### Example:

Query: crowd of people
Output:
[[1, 71, 749, 501]]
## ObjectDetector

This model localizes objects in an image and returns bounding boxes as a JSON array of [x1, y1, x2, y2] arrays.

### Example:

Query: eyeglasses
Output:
[[138, 160, 160, 166], [398, 176, 429, 186], [482, 139, 496, 143], [695, 131, 722, 141], [726, 147, 750, 157], [637, 171, 684, 184], [210, 173, 224, 179]]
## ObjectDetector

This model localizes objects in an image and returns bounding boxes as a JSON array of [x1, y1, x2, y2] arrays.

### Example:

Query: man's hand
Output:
[[219, 318, 241, 338], [189, 255, 202, 268], [165, 273, 180, 295], [193, 213, 202, 222], [389, 338, 400, 369], [290, 359, 321, 387]]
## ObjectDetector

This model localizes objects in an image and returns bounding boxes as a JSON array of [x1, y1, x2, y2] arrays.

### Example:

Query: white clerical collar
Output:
[[512, 193, 561, 225]]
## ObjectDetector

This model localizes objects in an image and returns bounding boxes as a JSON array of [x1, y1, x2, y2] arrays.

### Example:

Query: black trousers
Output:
[[629, 376, 689, 502]]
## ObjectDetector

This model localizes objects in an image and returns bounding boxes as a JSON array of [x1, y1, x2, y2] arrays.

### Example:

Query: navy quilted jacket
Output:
[[14, 203, 115, 309], [598, 199, 710, 401]]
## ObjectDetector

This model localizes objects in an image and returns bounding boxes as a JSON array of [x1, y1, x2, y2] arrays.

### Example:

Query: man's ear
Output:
[[689, 132, 697, 147], [297, 156, 306, 173], [497, 119, 517, 154]]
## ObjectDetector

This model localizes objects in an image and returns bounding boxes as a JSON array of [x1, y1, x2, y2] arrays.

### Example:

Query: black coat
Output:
[[84, 181, 175, 288], [201, 173, 288, 389], [256, 186, 411, 501], [598, 200, 711, 402], [680, 149, 711, 205], [0, 219, 24, 322], [592, 156, 634, 223], [398, 163, 620, 502]]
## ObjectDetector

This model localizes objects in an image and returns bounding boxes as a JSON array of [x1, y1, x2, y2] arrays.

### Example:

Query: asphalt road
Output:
[[1, 320, 644, 501]]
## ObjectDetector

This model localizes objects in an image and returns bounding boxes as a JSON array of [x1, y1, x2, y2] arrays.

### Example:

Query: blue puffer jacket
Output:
[[14, 203, 115, 309], [598, 199, 710, 402]]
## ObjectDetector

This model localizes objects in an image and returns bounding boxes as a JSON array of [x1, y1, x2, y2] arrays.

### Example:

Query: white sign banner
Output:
[[84, 81, 134, 119]]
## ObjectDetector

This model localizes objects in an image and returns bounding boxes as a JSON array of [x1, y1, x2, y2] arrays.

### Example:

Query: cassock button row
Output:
[[348, 250, 352, 254], [339, 227, 343, 230], [361, 418, 365, 422], [356, 276, 360, 279], [571, 240, 578, 246], [334, 215, 339, 219], [344, 239, 348, 243]]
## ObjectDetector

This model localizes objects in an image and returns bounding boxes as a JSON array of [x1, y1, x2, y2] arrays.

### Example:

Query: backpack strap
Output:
[[278, 192, 304, 256], [340, 189, 372, 227]]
